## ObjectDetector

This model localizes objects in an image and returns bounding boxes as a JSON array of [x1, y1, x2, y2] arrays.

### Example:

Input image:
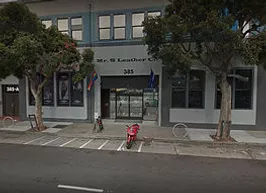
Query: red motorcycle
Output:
[[125, 124, 140, 149]]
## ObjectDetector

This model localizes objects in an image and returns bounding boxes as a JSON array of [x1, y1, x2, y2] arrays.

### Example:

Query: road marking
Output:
[[79, 139, 94, 148], [41, 137, 61, 146], [23, 136, 45, 145], [138, 141, 144, 152], [59, 138, 77, 147], [117, 140, 125, 151], [98, 140, 109, 150], [57, 184, 103, 192]]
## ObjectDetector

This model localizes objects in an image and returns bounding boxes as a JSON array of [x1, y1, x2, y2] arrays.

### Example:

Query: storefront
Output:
[[92, 45, 162, 124], [100, 76, 159, 120]]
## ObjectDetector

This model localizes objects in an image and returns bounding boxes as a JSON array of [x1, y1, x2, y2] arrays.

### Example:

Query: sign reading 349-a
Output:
[[123, 69, 134, 74]]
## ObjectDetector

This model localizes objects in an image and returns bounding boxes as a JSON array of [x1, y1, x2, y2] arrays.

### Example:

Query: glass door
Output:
[[116, 95, 129, 118], [130, 96, 143, 119]]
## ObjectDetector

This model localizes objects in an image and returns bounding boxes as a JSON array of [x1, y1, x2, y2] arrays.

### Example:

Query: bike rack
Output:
[[172, 123, 188, 138], [1, 116, 16, 128]]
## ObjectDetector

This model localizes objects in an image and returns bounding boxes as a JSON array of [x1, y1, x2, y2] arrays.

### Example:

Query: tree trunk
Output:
[[214, 74, 232, 140], [35, 93, 46, 131], [30, 77, 46, 131]]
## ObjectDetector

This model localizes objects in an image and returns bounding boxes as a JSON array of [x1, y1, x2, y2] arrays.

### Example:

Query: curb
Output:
[[1, 130, 266, 148], [51, 132, 266, 148]]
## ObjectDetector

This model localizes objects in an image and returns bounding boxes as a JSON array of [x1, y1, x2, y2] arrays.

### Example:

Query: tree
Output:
[[143, 0, 266, 140], [0, 2, 95, 130]]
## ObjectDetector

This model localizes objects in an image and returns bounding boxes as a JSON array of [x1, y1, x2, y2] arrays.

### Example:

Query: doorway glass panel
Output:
[[130, 96, 143, 118], [143, 88, 158, 121], [110, 91, 116, 119], [116, 95, 129, 118]]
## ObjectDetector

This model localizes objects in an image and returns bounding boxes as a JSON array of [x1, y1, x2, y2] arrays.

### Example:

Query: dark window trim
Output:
[[214, 67, 254, 110], [56, 72, 84, 107], [28, 74, 55, 107], [171, 70, 206, 109]]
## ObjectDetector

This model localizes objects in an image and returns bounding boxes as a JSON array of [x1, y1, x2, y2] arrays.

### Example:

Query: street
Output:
[[0, 143, 265, 193]]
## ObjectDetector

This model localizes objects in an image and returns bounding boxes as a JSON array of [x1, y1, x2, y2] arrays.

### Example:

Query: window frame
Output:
[[131, 12, 145, 39], [113, 14, 126, 40], [56, 72, 84, 107], [98, 15, 111, 40], [131, 10, 162, 39], [171, 70, 206, 109], [28, 74, 55, 107], [57, 18, 69, 35], [70, 17, 83, 41], [41, 19, 52, 29], [214, 67, 254, 110]]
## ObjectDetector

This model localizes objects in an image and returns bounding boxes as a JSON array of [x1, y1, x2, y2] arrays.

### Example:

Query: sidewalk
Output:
[[54, 120, 266, 146], [1, 120, 266, 146]]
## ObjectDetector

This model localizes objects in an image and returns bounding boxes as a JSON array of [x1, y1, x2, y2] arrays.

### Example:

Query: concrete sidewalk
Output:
[[53, 120, 266, 145], [1, 120, 266, 145]]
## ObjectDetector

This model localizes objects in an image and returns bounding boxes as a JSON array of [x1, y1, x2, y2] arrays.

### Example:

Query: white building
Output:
[[0, 0, 265, 130]]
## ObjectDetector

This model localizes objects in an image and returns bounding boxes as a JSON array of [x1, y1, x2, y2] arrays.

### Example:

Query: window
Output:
[[114, 14, 126, 39], [42, 20, 52, 29], [71, 17, 83, 41], [99, 15, 111, 40], [43, 77, 54, 106], [215, 68, 253, 109], [132, 13, 145, 38], [97, 10, 161, 40], [57, 73, 84, 106], [171, 70, 205, 108], [147, 11, 161, 17], [28, 74, 54, 106], [57, 18, 69, 35]]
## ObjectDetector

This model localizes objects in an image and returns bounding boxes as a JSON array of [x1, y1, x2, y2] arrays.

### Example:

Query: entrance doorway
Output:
[[2, 85, 19, 116], [101, 89, 110, 118], [116, 88, 143, 119]]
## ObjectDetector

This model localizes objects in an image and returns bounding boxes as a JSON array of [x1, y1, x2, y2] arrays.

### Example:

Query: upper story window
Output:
[[132, 11, 161, 39], [71, 17, 83, 41], [41, 20, 52, 29], [114, 14, 126, 39], [132, 13, 145, 38], [99, 15, 111, 40], [57, 17, 83, 41], [57, 18, 69, 35], [97, 10, 161, 41]]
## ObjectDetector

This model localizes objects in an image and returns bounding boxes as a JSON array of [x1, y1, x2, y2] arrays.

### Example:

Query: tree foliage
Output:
[[143, 0, 266, 139], [0, 2, 94, 130]]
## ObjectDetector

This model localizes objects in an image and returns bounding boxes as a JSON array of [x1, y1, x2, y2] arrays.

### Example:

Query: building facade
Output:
[[1, 0, 266, 130]]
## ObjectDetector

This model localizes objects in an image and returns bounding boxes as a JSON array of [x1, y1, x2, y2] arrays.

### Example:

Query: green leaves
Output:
[[0, 2, 95, 84], [143, 0, 266, 74], [0, 2, 42, 46]]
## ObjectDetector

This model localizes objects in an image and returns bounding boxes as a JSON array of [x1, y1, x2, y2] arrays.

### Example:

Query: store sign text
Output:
[[95, 57, 157, 63]]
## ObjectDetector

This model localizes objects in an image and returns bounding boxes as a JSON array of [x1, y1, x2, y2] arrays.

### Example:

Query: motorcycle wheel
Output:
[[126, 139, 133, 149]]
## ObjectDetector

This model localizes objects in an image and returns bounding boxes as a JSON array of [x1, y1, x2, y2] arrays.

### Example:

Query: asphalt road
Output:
[[0, 143, 265, 193]]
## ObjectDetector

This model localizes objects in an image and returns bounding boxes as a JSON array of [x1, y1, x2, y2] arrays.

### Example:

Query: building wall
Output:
[[26, 76, 89, 120], [27, 0, 168, 16], [256, 66, 266, 130], [0, 76, 19, 117], [162, 66, 258, 127]]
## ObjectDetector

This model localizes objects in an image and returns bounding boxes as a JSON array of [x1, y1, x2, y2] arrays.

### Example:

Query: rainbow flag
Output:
[[88, 70, 98, 91]]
